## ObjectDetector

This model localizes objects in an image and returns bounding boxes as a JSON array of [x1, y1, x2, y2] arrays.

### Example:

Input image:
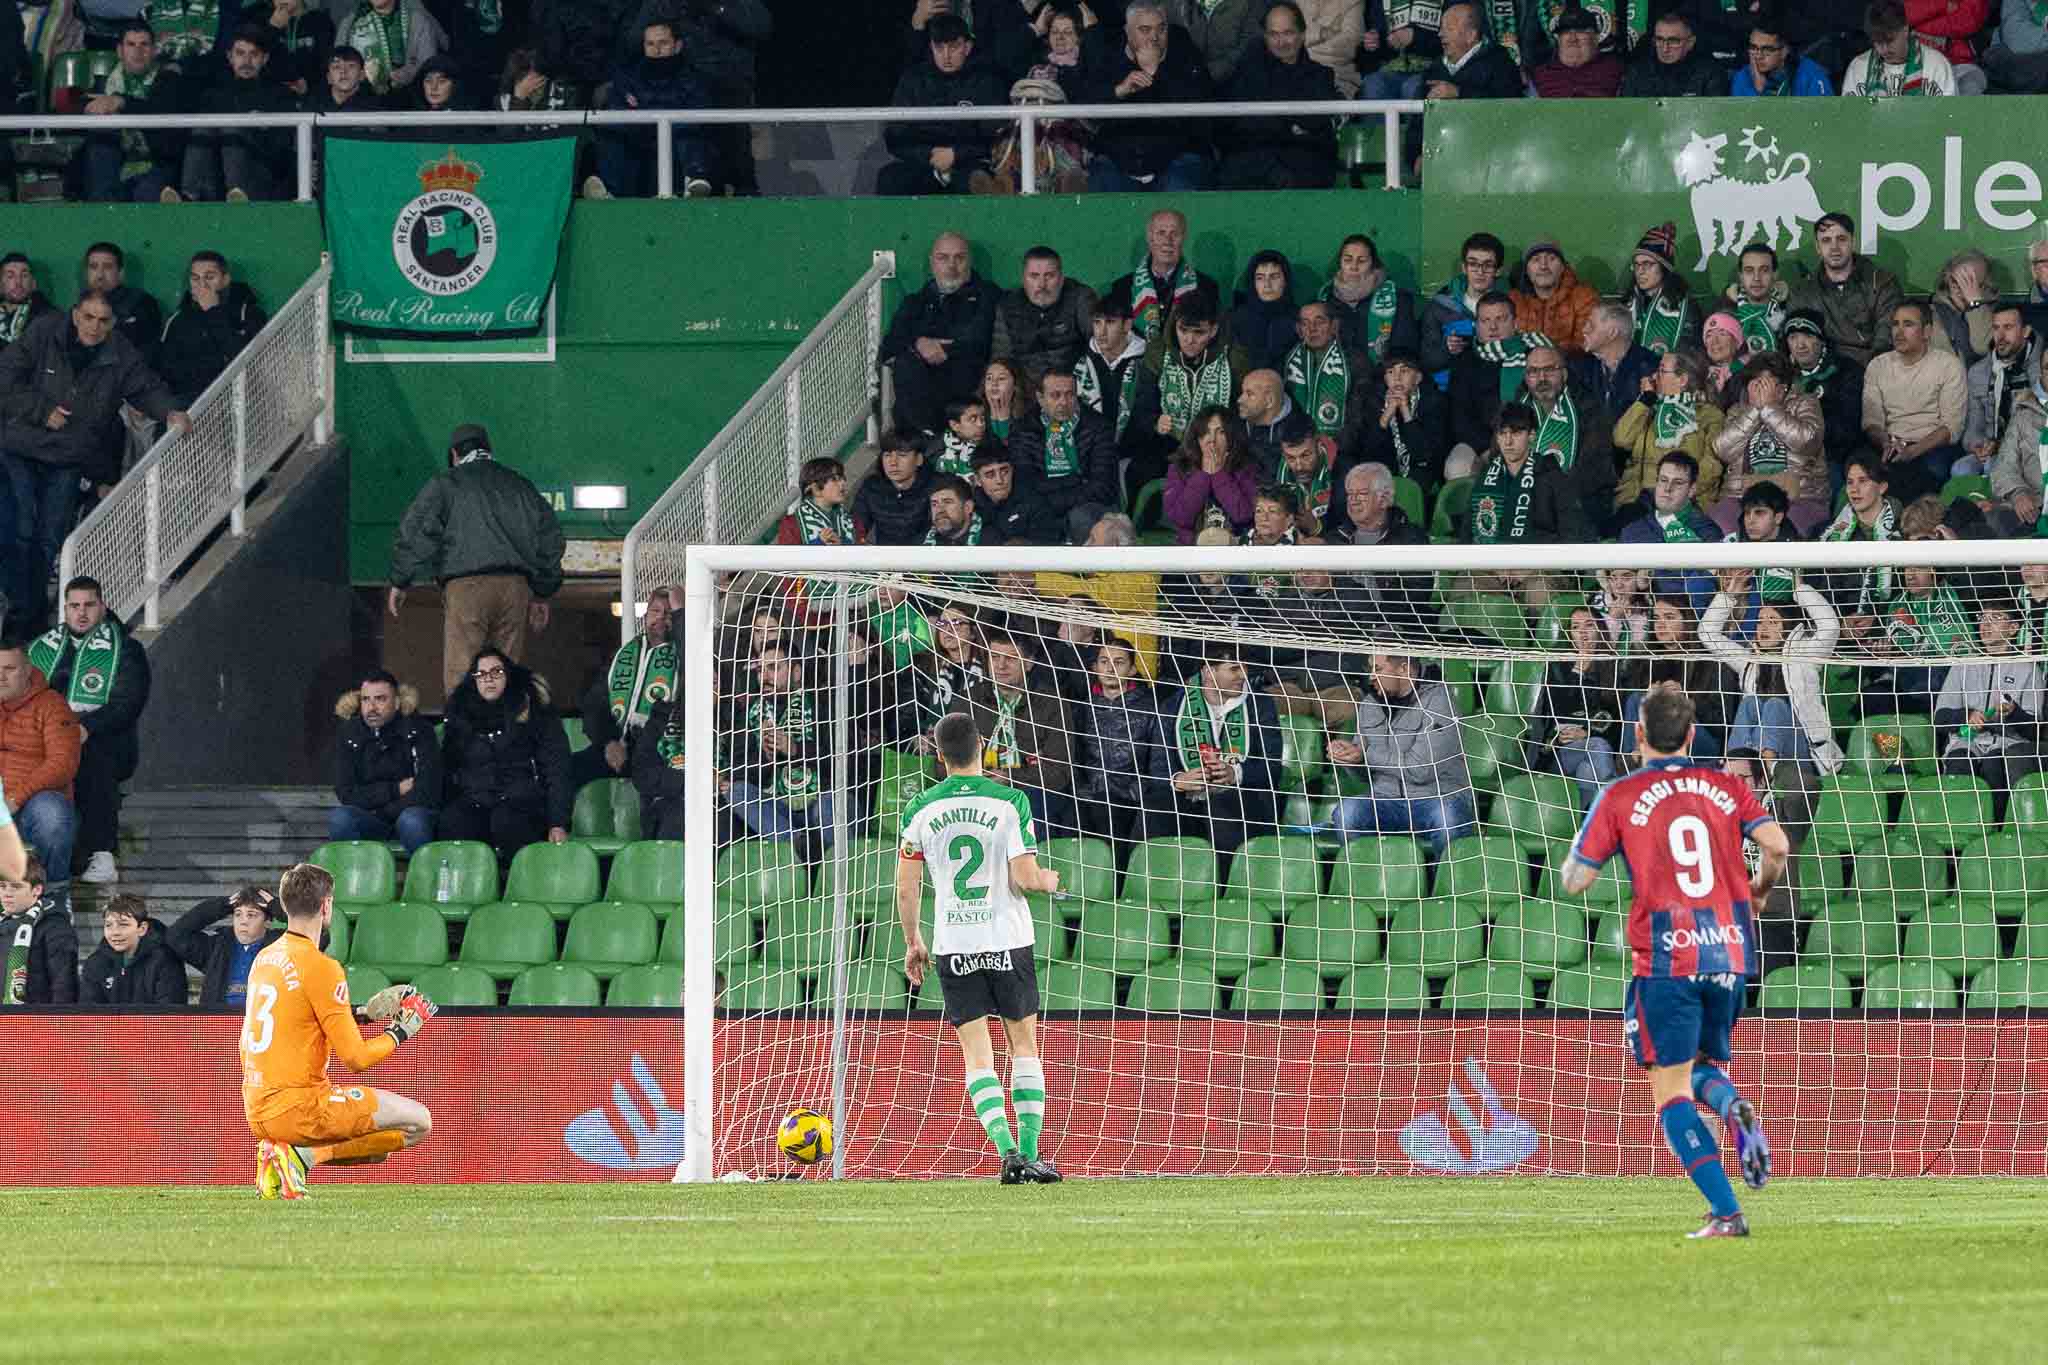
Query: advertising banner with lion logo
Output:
[[326, 131, 575, 340]]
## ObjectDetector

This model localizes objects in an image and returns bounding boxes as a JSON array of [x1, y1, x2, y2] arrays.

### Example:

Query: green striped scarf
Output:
[[1821, 495, 1897, 607], [795, 495, 853, 546], [145, 0, 220, 62], [1530, 389, 1581, 469], [926, 513, 983, 546], [1652, 393, 1700, 446], [102, 65, 162, 177], [1157, 349, 1234, 440], [1172, 682, 1249, 775], [603, 634, 677, 731], [1127, 254, 1200, 340], [342, 2, 413, 92], [1284, 343, 1353, 440], [1851, 36, 1932, 96], [1477, 331, 1553, 403]]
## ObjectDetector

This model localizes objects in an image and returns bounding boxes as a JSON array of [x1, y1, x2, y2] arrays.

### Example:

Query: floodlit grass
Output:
[[7, 1178, 2044, 1363]]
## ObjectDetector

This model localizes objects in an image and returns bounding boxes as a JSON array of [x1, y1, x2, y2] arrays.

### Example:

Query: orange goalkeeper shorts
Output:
[[246, 1084, 381, 1145]]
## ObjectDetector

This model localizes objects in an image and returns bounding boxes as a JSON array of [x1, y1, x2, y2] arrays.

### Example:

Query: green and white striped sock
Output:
[[965, 1067, 1016, 1155], [1010, 1056, 1046, 1161]]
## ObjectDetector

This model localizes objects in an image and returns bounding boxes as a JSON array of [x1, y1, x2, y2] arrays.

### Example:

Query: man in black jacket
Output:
[[0, 293, 189, 623], [330, 668, 441, 853], [79, 894, 188, 1006], [1421, 2, 1524, 99], [854, 430, 936, 545], [1218, 2, 1338, 190], [882, 231, 998, 433], [992, 246, 1097, 382], [0, 853, 78, 1004], [168, 883, 284, 1008], [180, 27, 299, 202], [1084, 3, 1215, 191], [81, 244, 162, 368], [34, 579, 152, 886], [878, 15, 1005, 196], [0, 254, 53, 347], [1006, 369, 1120, 538], [972, 446, 1061, 546], [1148, 639, 1281, 861], [159, 251, 267, 408], [1619, 9, 1728, 98]]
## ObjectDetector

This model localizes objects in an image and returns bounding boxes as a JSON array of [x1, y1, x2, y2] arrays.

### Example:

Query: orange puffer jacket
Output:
[[0, 670, 82, 806]]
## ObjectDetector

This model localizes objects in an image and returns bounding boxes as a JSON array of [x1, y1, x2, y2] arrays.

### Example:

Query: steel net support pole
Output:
[[827, 582, 855, 1179]]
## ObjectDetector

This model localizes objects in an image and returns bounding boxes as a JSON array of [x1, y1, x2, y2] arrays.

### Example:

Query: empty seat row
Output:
[[347, 900, 677, 982], [345, 961, 681, 1008], [314, 835, 684, 919]]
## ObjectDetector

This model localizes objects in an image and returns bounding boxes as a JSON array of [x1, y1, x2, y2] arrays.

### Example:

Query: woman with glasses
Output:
[[438, 647, 572, 859]]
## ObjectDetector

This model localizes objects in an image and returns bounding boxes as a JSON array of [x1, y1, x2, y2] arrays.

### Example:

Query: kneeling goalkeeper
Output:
[[239, 863, 437, 1199], [899, 712, 1064, 1184]]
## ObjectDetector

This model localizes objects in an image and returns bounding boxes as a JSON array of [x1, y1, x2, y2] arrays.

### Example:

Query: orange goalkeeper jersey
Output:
[[238, 930, 394, 1103]]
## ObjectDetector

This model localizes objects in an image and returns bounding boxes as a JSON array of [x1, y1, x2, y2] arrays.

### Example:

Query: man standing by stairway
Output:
[[28, 577, 148, 887]]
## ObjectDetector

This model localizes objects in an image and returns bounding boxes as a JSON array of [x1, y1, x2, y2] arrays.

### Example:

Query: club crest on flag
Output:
[[392, 148, 499, 297]]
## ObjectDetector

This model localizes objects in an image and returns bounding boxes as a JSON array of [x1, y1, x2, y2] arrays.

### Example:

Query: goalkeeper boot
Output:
[[1023, 1158, 1063, 1185], [1727, 1098, 1772, 1190], [1686, 1211, 1749, 1240], [1000, 1151, 1030, 1185], [254, 1141, 281, 1199]]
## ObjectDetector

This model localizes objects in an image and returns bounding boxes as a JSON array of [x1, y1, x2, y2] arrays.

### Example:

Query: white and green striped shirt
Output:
[[899, 774, 1037, 956]]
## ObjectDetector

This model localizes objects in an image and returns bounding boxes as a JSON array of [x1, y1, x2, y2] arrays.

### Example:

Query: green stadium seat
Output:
[[1222, 834, 1323, 912], [2015, 906, 2048, 962], [1802, 902, 1898, 977], [344, 964, 392, 1000], [1460, 714, 1526, 794], [1436, 835, 1528, 914], [722, 965, 807, 1011], [325, 905, 352, 964], [1392, 475, 1425, 528], [657, 912, 686, 964], [1902, 776, 1996, 852], [1284, 902, 1383, 972], [1495, 773, 1582, 855], [1334, 964, 1431, 1009], [311, 841, 396, 907], [816, 836, 900, 919], [1953, 831, 2048, 916], [1588, 908, 1629, 966], [1233, 962, 1325, 1010], [1277, 714, 1327, 794], [562, 901, 661, 980], [1900, 904, 2001, 980], [605, 840, 685, 911], [1125, 958, 1223, 1011], [1790, 849, 1849, 903], [1860, 960, 1958, 1008], [349, 903, 450, 981], [1850, 832, 1952, 913], [717, 839, 811, 912], [507, 963, 602, 1006], [1548, 960, 1627, 1010], [1846, 713, 1935, 791], [399, 840, 499, 920], [606, 963, 685, 1007], [871, 747, 932, 837], [1122, 837, 1219, 908], [1810, 784, 1887, 855], [763, 899, 833, 970], [1131, 476, 1167, 533], [505, 841, 602, 918], [1177, 901, 1280, 975], [1757, 963, 1853, 1008], [1075, 902, 1172, 974], [457, 901, 558, 981], [1442, 963, 1536, 1009], [2009, 771, 2048, 838], [1031, 894, 1072, 963], [1386, 902, 1485, 974], [1530, 596, 1590, 651], [1039, 962, 1117, 1009], [568, 778, 642, 855], [1483, 660, 1546, 718], [1324, 835, 1425, 909], [1034, 837, 1117, 910], [1539, 859, 1628, 918], [1965, 960, 2048, 1007], [1429, 477, 1470, 541], [1940, 474, 1992, 506], [1487, 903, 1586, 980], [409, 962, 500, 1007], [1447, 593, 1530, 649], [561, 716, 589, 753]]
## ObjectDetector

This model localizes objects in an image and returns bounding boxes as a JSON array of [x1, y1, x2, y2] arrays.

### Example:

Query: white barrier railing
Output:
[[618, 252, 896, 643], [0, 98, 1425, 200], [59, 257, 335, 631]]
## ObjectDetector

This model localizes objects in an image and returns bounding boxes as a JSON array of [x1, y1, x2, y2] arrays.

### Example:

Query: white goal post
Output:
[[676, 538, 2048, 1183]]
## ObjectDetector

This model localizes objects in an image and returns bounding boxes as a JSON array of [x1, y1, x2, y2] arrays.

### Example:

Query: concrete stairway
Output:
[[92, 786, 336, 930]]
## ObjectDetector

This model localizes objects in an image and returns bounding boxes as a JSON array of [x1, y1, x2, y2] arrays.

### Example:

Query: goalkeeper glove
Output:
[[385, 992, 438, 1046]]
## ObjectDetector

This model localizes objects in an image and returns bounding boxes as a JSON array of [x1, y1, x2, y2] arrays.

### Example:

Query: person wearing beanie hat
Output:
[[388, 422, 566, 697], [1786, 211, 1904, 366], [1778, 308, 1869, 476], [1702, 311, 1748, 407], [1513, 240, 1599, 357], [1626, 222, 1701, 356], [1619, 8, 1726, 98], [1528, 7, 1624, 99]]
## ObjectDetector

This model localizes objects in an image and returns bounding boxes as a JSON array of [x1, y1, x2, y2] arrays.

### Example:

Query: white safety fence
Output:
[[618, 252, 895, 643], [0, 99, 1426, 199], [59, 258, 335, 630]]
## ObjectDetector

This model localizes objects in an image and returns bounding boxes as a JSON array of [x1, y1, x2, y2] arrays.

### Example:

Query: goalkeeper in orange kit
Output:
[[239, 863, 437, 1199]]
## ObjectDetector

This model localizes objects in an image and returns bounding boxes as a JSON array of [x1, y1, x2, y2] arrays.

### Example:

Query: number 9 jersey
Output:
[[1568, 757, 1774, 979]]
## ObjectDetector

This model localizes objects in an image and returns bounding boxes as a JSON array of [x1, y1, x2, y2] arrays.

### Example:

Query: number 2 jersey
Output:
[[898, 774, 1037, 956], [1569, 757, 1773, 978], [238, 930, 395, 1111]]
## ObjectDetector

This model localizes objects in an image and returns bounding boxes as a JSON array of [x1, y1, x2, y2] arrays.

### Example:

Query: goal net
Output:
[[675, 541, 2048, 1182]]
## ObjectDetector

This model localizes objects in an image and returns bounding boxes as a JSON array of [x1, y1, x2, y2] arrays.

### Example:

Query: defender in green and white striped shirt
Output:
[[898, 712, 1064, 1184]]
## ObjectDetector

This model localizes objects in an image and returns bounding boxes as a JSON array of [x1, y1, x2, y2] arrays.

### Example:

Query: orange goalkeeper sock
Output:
[[313, 1130, 407, 1166]]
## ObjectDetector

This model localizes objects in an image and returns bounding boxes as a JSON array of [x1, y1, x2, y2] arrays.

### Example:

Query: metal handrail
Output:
[[58, 258, 335, 631], [0, 97, 1425, 199], [620, 252, 896, 644]]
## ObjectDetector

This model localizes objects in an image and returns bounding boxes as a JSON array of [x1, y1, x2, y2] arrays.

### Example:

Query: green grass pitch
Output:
[[9, 1178, 2045, 1363]]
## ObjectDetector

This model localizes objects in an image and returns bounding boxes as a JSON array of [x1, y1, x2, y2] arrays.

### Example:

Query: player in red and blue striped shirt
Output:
[[1564, 687, 1790, 1239]]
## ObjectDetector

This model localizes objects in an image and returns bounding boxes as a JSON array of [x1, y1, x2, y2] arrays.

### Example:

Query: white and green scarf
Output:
[[29, 620, 123, 713], [1157, 348, 1234, 440], [936, 430, 978, 478], [3, 904, 40, 1006], [1127, 254, 1200, 340], [1469, 456, 1540, 545], [1478, 331, 1554, 404], [986, 691, 1026, 768], [145, 0, 220, 63], [342, 1, 414, 92], [1744, 415, 1789, 476], [1822, 495, 1898, 606], [604, 634, 677, 732], [926, 514, 983, 546], [1040, 414, 1080, 479], [1540, 0, 1645, 46], [1325, 277, 1402, 360], [1732, 295, 1784, 355], [795, 494, 854, 547], [1656, 510, 1706, 544], [102, 64, 162, 177], [1631, 289, 1692, 354], [2036, 411, 2048, 538], [1284, 343, 1353, 439], [0, 303, 36, 346], [1529, 389, 1581, 468], [1074, 341, 1143, 441], [1722, 533, 1794, 602], [1277, 458, 1333, 530], [1172, 683, 1250, 774], [1652, 392, 1701, 446], [749, 691, 816, 804], [1852, 35, 1933, 96]]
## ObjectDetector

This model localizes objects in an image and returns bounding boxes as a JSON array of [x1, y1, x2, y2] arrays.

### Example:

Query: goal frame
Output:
[[676, 538, 2048, 1183]]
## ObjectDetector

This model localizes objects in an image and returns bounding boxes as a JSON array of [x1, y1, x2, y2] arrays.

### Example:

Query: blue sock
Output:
[[1659, 1098, 1740, 1217], [1691, 1063, 1740, 1123]]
